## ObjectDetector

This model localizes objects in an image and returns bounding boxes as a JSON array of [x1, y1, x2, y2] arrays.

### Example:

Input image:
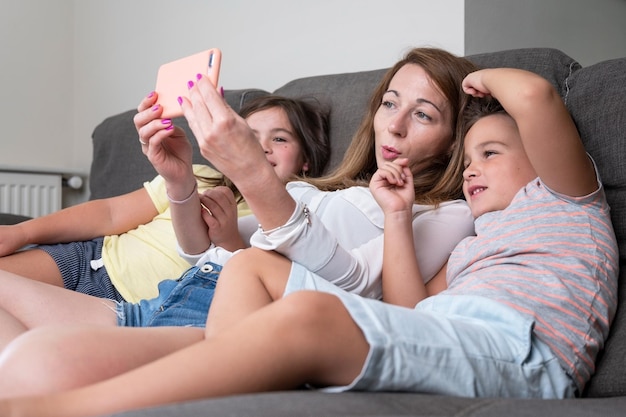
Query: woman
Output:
[[0, 47, 477, 412]]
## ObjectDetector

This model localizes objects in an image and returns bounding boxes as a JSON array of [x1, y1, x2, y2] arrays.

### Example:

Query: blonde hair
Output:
[[305, 47, 478, 205]]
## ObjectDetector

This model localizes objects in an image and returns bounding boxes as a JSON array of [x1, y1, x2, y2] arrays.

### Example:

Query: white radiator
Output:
[[0, 171, 62, 217]]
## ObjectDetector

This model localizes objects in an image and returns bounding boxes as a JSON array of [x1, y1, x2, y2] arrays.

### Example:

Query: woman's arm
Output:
[[370, 159, 428, 306], [181, 75, 297, 232]]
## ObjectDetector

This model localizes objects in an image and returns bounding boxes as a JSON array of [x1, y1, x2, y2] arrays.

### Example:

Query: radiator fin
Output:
[[0, 172, 62, 218]]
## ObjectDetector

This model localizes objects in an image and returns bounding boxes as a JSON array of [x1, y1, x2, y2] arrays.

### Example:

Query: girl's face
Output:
[[462, 114, 537, 218], [245, 107, 308, 182], [373, 64, 454, 173]]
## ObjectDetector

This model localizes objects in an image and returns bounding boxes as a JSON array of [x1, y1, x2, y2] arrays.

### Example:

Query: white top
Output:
[[180, 181, 475, 300]]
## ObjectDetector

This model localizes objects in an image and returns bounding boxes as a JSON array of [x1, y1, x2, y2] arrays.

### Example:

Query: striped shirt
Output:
[[446, 177, 619, 393]]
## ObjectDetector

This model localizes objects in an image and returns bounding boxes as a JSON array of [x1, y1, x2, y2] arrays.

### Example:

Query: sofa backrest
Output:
[[564, 56, 626, 397]]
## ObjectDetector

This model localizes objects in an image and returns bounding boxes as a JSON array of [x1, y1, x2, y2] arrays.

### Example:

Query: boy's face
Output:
[[462, 114, 537, 218]]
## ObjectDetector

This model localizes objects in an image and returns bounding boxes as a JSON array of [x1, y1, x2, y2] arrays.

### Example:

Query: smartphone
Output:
[[154, 48, 222, 118]]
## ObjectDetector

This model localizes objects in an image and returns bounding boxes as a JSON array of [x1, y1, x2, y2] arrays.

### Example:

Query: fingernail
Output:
[[220, 86, 224, 97], [177, 96, 183, 105], [152, 105, 159, 112], [187, 80, 194, 89], [147, 91, 155, 98], [196, 73, 202, 80], [166, 125, 174, 130], [162, 119, 171, 125]]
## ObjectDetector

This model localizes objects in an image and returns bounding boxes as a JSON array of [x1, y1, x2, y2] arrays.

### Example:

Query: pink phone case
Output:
[[155, 48, 222, 118]]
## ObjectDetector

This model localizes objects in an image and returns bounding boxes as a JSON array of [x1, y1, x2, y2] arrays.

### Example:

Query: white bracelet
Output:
[[167, 183, 198, 204]]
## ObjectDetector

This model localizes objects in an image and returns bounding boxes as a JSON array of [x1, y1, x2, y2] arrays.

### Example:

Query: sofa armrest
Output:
[[0, 213, 31, 225]]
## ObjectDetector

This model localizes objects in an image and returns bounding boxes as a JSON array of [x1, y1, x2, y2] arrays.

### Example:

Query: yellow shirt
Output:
[[103, 165, 250, 303]]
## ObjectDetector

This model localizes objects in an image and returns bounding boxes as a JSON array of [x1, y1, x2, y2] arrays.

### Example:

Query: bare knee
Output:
[[269, 292, 369, 385], [0, 327, 74, 397], [222, 248, 292, 300]]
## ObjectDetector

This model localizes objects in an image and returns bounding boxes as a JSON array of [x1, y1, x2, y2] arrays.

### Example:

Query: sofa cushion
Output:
[[466, 47, 582, 98], [113, 391, 626, 417], [565, 57, 626, 397], [0, 213, 31, 225]]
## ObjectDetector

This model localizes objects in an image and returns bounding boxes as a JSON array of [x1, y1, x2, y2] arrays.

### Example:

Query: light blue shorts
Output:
[[284, 262, 577, 399], [116, 262, 222, 328]]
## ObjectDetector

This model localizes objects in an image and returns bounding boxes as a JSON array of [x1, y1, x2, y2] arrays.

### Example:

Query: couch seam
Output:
[[563, 61, 577, 105]]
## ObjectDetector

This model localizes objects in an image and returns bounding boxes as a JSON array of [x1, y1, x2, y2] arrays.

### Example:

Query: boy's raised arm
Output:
[[462, 68, 597, 197]]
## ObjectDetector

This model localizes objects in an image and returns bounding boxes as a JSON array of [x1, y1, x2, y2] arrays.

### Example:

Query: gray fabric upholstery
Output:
[[81, 48, 626, 415], [110, 392, 626, 417], [0, 213, 30, 225], [565, 56, 626, 397]]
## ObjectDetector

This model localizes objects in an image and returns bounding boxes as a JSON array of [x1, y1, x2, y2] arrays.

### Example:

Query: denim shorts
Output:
[[285, 262, 577, 399], [37, 237, 123, 301], [116, 262, 222, 328]]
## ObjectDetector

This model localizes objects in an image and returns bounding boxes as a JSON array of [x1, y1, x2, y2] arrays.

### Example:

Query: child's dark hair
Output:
[[460, 94, 506, 139], [448, 94, 507, 182], [196, 95, 331, 203]]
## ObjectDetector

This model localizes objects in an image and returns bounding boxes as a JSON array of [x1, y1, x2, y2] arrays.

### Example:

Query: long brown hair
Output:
[[306, 47, 478, 205]]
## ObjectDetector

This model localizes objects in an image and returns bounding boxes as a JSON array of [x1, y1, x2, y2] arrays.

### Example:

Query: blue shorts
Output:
[[285, 262, 577, 399], [116, 262, 222, 328], [37, 238, 123, 301]]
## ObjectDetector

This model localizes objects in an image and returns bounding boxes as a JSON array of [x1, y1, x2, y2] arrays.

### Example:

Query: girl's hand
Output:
[[133, 92, 194, 184], [199, 187, 244, 251], [462, 69, 491, 98], [369, 158, 414, 214], [0, 225, 28, 257]]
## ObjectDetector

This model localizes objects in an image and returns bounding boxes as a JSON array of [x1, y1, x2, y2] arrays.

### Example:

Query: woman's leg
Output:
[[0, 269, 117, 349], [4, 291, 369, 417], [0, 325, 204, 398], [205, 248, 293, 336]]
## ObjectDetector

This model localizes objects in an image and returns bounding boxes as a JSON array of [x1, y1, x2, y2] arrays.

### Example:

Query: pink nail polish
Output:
[[187, 80, 194, 89], [147, 91, 155, 98], [196, 73, 202, 80], [152, 105, 159, 112], [220, 86, 224, 97], [177, 96, 183, 105], [162, 119, 171, 125], [166, 125, 174, 130]]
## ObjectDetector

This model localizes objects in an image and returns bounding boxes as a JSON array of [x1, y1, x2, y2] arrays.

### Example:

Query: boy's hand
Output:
[[462, 69, 491, 98]]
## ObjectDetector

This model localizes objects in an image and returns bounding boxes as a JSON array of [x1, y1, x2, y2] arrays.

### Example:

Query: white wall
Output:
[[0, 0, 74, 173], [0, 0, 465, 196], [4, 0, 625, 207]]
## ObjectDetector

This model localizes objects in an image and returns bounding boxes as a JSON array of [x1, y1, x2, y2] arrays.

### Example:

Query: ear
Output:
[[301, 162, 309, 172]]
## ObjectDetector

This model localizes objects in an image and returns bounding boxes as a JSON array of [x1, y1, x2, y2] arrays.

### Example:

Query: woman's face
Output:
[[245, 107, 308, 182], [373, 64, 454, 173]]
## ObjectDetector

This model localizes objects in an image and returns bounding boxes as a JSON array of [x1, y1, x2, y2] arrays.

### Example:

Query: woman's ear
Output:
[[301, 162, 309, 173]]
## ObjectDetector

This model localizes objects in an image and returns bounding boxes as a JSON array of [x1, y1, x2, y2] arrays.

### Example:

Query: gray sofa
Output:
[[12, 48, 626, 415]]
